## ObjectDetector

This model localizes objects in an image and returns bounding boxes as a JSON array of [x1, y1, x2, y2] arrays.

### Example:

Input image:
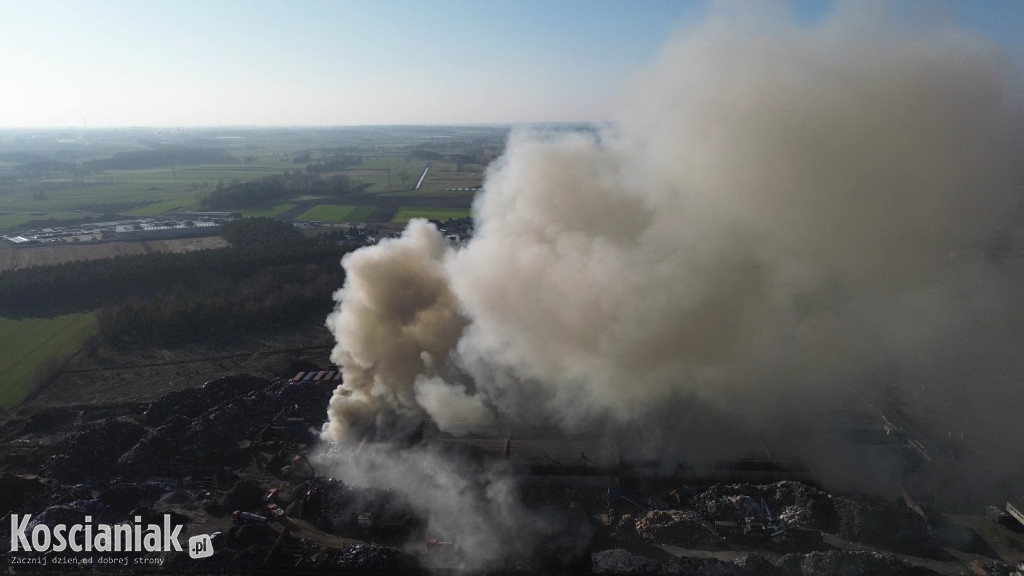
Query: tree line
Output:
[[10, 147, 237, 180], [0, 219, 354, 346], [199, 170, 361, 210]]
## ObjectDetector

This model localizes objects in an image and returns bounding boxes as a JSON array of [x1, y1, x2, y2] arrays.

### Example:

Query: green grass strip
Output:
[[0, 313, 96, 407]]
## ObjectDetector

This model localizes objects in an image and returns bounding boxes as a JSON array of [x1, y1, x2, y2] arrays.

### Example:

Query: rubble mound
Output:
[[43, 418, 145, 480], [118, 410, 246, 470], [334, 544, 420, 571], [967, 560, 1016, 576], [20, 406, 75, 433], [29, 504, 88, 528], [222, 478, 266, 511], [593, 549, 927, 576], [142, 374, 267, 426], [762, 480, 836, 530], [733, 551, 797, 575], [635, 509, 719, 546], [226, 523, 278, 548], [613, 513, 640, 541], [0, 474, 50, 513], [832, 495, 935, 556], [663, 555, 759, 575], [692, 481, 835, 531], [592, 548, 661, 574], [798, 550, 916, 576], [98, 482, 158, 512]]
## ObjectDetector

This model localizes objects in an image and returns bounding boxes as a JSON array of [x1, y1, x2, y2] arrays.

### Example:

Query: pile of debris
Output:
[[32, 374, 336, 479], [0, 473, 53, 513], [832, 495, 936, 556], [634, 509, 719, 547], [298, 477, 420, 541], [604, 480, 956, 558], [0, 372, 343, 572], [334, 544, 419, 571], [42, 418, 145, 480], [691, 481, 836, 532]]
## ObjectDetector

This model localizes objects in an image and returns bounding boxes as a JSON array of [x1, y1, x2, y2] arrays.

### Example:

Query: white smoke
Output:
[[317, 442, 564, 571], [323, 219, 468, 442], [322, 2, 1024, 563]]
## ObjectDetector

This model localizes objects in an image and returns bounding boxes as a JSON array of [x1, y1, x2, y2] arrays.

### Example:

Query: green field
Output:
[[296, 205, 376, 222], [0, 126, 505, 233], [0, 313, 96, 407], [391, 207, 472, 223]]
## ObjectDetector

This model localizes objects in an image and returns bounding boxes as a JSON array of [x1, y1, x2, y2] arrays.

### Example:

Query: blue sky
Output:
[[0, 0, 1020, 127]]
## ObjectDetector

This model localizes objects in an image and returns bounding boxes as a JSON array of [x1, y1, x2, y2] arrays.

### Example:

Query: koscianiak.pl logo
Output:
[[9, 514, 213, 560]]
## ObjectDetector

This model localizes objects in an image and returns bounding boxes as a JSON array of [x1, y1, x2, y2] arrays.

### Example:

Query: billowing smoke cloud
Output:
[[323, 219, 469, 442], [322, 2, 1024, 560]]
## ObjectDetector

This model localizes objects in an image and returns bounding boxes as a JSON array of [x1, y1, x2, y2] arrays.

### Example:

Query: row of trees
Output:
[[95, 220, 351, 346], [200, 170, 360, 210], [0, 220, 352, 347], [85, 147, 236, 171], [10, 147, 237, 180], [96, 262, 342, 346]]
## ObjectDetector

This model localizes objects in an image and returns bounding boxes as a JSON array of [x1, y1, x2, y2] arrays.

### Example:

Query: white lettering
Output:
[[143, 526, 160, 552], [8, 514, 184, 555], [114, 524, 131, 552], [30, 525, 50, 551], [163, 515, 183, 552], [52, 524, 67, 552], [10, 514, 30, 551], [68, 524, 83, 552], [95, 524, 111, 552]]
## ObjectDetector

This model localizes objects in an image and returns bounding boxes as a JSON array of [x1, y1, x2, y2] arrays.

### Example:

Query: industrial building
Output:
[[2, 214, 234, 246], [113, 219, 222, 241]]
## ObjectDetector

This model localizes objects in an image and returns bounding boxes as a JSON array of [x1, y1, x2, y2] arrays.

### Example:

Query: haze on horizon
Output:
[[1, 0, 1022, 129]]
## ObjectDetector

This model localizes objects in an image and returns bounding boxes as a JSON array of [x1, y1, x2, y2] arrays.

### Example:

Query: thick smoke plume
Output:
[[322, 3, 1023, 563], [323, 220, 468, 442]]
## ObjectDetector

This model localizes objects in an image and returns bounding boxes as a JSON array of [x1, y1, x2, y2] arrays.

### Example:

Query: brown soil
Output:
[[0, 237, 229, 272]]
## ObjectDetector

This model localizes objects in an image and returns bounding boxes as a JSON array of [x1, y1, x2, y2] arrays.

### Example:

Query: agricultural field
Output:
[[0, 125, 506, 234], [392, 207, 472, 223], [0, 241, 147, 272], [0, 312, 96, 407], [0, 125, 518, 407], [240, 203, 296, 218], [0, 237, 229, 272], [295, 205, 376, 222]]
